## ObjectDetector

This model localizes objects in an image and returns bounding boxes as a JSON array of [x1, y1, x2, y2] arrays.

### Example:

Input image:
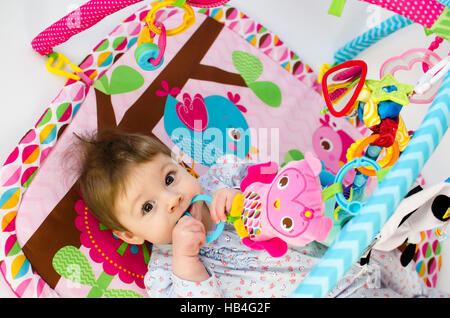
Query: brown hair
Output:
[[75, 129, 172, 232]]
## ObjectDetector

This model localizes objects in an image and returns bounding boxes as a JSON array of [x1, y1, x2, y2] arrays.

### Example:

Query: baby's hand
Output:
[[172, 216, 206, 258], [172, 216, 209, 282], [210, 187, 241, 224]]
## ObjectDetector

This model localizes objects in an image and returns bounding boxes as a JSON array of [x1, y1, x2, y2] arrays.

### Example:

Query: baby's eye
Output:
[[142, 201, 154, 214], [165, 172, 175, 186]]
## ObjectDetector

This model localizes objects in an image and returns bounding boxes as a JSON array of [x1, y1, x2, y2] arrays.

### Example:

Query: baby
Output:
[[77, 129, 239, 284], [77, 129, 446, 298]]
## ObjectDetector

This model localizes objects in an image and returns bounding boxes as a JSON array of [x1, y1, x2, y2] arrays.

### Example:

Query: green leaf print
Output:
[[232, 51, 263, 84], [248, 81, 282, 107], [93, 65, 145, 95], [232, 50, 282, 107]]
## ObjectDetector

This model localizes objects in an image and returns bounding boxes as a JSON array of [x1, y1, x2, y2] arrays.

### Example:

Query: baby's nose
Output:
[[168, 194, 183, 214]]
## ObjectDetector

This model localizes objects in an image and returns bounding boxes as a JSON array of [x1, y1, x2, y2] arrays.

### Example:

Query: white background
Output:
[[0, 0, 448, 297]]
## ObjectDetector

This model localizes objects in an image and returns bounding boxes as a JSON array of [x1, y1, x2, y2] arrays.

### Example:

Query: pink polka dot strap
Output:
[[361, 0, 445, 28], [31, 0, 231, 56], [31, 0, 146, 56]]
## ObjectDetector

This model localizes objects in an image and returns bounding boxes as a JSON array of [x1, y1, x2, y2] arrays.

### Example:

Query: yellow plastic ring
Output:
[[146, 0, 195, 36], [347, 134, 399, 176], [346, 138, 392, 168]]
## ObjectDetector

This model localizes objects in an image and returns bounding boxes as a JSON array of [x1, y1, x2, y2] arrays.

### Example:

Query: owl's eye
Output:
[[277, 176, 289, 189], [320, 138, 333, 151], [228, 128, 241, 141], [280, 216, 294, 232]]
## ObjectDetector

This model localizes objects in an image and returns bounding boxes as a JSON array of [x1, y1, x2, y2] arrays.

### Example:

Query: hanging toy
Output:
[[380, 48, 444, 104], [135, 22, 166, 71], [135, 0, 196, 71], [328, 0, 347, 17], [321, 59, 413, 151], [320, 53, 450, 179], [322, 50, 450, 159]]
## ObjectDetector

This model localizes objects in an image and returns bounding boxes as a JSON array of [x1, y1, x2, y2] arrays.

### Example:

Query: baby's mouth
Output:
[[180, 201, 196, 219], [178, 195, 205, 222], [186, 204, 194, 215]]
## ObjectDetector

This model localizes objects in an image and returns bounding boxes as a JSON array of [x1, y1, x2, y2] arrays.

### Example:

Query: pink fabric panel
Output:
[[362, 0, 444, 28], [31, 0, 144, 55]]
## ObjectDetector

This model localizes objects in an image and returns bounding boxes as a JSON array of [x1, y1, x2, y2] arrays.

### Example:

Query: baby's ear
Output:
[[113, 230, 145, 245]]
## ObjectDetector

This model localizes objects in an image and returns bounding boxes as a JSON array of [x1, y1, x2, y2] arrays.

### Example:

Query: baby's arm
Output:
[[145, 245, 223, 298], [197, 159, 254, 196]]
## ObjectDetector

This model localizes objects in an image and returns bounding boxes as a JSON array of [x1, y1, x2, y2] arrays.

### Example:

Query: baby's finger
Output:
[[225, 193, 235, 214], [176, 214, 204, 233], [192, 221, 206, 236], [208, 198, 218, 224], [196, 231, 206, 248], [184, 219, 206, 245], [209, 194, 221, 224], [213, 193, 227, 223], [187, 215, 206, 231]]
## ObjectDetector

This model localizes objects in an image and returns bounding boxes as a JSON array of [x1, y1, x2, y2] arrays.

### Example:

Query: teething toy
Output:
[[183, 194, 225, 244], [135, 0, 195, 71], [346, 134, 399, 176]]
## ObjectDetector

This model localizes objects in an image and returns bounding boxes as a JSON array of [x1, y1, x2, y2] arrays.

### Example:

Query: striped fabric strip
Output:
[[436, 0, 450, 7], [334, 14, 413, 64]]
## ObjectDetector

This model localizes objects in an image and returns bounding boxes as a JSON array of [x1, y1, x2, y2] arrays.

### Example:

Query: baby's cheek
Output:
[[194, 179, 204, 194], [151, 224, 174, 245], [189, 174, 204, 192]]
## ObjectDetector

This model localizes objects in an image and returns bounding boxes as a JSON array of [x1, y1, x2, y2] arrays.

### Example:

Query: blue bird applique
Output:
[[164, 92, 252, 166]]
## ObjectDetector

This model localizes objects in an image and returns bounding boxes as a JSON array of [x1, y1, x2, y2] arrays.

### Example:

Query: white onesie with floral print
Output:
[[144, 157, 447, 298]]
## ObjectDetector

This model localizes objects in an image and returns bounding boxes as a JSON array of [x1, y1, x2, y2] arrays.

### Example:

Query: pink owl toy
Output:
[[227, 152, 333, 257]]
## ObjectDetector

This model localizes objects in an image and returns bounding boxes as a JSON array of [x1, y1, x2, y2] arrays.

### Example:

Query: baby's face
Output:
[[114, 153, 204, 244]]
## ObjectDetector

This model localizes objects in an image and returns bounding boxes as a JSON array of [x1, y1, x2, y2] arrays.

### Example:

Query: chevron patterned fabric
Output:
[[334, 15, 413, 64], [436, 0, 450, 7]]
